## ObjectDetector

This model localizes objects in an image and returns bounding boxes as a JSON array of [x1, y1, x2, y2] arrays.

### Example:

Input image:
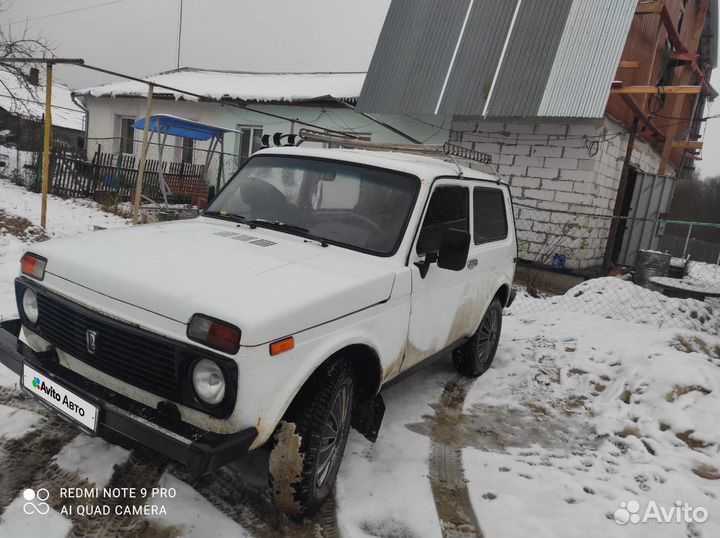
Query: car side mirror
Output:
[[437, 228, 470, 271]]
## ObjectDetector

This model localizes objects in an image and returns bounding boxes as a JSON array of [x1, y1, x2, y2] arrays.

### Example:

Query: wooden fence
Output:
[[48, 147, 208, 203]]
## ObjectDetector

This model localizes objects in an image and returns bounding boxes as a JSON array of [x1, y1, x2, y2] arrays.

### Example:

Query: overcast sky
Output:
[[3, 0, 720, 178]]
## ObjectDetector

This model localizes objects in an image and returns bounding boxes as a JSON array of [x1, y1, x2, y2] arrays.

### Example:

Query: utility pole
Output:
[[0, 58, 84, 229], [40, 64, 52, 228], [132, 84, 155, 225], [176, 0, 184, 69]]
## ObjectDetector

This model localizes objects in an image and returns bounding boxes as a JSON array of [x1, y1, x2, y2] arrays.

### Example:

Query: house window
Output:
[[473, 187, 508, 244], [181, 137, 194, 164], [119, 117, 135, 154], [417, 186, 469, 255], [237, 126, 263, 162]]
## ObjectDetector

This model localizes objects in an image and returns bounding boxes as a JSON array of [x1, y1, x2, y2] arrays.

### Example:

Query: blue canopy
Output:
[[132, 114, 235, 141]]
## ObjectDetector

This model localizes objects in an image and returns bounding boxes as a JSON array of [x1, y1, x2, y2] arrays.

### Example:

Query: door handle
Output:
[[467, 258, 478, 269]]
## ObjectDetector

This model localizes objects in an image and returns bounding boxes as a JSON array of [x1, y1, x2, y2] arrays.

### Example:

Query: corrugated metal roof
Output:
[[357, 0, 638, 119], [358, 0, 471, 114], [537, 0, 637, 118], [486, 0, 572, 117], [436, 0, 517, 115]]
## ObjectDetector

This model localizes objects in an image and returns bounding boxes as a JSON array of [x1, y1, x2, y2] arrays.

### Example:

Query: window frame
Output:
[[181, 137, 194, 164], [236, 125, 264, 162], [415, 183, 470, 256], [472, 186, 509, 246], [116, 116, 135, 155]]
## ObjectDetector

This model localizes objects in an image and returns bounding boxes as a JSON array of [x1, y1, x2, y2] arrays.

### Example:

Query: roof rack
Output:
[[297, 129, 498, 176]]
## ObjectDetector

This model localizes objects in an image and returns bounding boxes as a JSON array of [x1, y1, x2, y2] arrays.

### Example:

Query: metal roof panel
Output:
[[537, 0, 637, 118]]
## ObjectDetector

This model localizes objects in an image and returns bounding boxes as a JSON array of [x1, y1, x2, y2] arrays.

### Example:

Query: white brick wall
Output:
[[452, 116, 671, 269]]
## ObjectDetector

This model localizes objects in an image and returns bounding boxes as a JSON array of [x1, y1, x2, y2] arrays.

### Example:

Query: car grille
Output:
[[35, 293, 179, 400]]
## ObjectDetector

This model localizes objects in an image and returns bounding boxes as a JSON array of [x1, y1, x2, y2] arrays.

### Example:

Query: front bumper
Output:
[[0, 318, 257, 475]]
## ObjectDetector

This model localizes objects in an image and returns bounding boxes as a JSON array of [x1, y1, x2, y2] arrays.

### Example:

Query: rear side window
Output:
[[473, 187, 508, 244], [417, 186, 469, 255]]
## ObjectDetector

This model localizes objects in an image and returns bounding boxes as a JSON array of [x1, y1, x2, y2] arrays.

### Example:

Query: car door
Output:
[[403, 180, 473, 371], [467, 184, 512, 326]]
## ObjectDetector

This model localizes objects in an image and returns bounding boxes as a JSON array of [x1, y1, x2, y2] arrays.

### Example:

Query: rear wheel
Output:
[[269, 358, 354, 519], [453, 298, 503, 377]]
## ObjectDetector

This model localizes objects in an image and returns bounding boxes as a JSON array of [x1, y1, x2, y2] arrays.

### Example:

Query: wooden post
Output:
[[40, 64, 53, 228], [132, 84, 154, 224]]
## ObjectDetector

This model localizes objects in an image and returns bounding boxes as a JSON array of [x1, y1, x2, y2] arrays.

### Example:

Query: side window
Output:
[[473, 187, 508, 244], [416, 185, 469, 255]]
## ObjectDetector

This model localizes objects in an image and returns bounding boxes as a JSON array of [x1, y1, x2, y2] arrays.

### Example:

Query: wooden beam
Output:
[[618, 60, 641, 69], [618, 94, 664, 140], [659, 4, 688, 52], [671, 140, 703, 150], [636, 1, 664, 14], [658, 0, 710, 175], [610, 85, 702, 94]]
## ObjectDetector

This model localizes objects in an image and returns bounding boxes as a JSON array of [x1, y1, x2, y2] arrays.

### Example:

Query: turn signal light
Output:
[[270, 337, 294, 356], [187, 314, 241, 354], [21, 253, 46, 281]]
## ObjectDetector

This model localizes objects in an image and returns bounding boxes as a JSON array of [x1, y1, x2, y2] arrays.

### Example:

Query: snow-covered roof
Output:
[[75, 67, 366, 104], [0, 69, 86, 131]]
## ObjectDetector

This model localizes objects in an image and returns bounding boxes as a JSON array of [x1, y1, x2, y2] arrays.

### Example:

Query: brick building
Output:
[[357, 0, 717, 269]]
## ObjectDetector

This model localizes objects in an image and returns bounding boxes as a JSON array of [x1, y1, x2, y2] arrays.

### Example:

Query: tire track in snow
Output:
[[172, 464, 340, 538], [0, 414, 77, 515], [65, 447, 177, 538], [428, 375, 483, 538]]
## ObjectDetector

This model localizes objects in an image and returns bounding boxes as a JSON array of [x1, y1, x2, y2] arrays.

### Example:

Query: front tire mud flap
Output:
[[351, 393, 385, 443]]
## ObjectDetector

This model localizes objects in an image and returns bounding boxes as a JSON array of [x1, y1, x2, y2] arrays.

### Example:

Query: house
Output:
[[73, 67, 452, 172], [0, 67, 86, 173], [357, 0, 718, 269]]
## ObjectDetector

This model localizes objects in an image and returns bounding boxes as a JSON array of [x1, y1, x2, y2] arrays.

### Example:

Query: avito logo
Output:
[[22, 488, 50, 515]]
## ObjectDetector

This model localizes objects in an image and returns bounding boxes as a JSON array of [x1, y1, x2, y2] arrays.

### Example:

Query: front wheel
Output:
[[452, 298, 503, 377], [269, 358, 354, 519]]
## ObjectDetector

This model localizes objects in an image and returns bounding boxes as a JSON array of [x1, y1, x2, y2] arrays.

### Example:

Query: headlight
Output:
[[192, 359, 226, 406], [22, 288, 39, 324]]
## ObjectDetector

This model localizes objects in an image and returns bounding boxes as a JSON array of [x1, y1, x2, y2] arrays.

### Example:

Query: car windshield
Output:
[[206, 155, 419, 255]]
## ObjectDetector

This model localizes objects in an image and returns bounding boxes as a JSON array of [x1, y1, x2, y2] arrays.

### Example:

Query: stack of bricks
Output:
[[452, 116, 668, 269]]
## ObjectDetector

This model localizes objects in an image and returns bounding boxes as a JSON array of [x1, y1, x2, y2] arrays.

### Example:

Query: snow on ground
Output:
[[147, 473, 254, 538], [0, 496, 72, 538], [0, 404, 43, 440], [462, 311, 720, 538], [509, 276, 719, 335], [0, 181, 718, 537], [0, 178, 129, 319], [52, 435, 131, 490]]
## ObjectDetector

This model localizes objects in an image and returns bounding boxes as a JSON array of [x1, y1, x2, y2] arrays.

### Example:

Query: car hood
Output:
[[32, 218, 398, 346]]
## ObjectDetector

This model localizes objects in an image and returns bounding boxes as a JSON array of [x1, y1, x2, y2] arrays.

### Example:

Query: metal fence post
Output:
[[682, 223, 694, 258]]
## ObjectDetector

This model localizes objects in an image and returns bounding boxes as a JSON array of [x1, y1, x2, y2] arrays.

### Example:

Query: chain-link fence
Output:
[[510, 202, 720, 335]]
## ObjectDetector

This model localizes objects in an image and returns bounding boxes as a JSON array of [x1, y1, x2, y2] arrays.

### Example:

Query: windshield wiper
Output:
[[203, 210, 248, 223], [250, 219, 329, 247]]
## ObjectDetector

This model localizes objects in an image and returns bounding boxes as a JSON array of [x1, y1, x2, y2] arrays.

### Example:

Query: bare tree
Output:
[[0, 2, 54, 118]]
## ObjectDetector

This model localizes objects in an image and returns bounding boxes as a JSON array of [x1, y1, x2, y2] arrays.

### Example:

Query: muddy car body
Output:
[[0, 146, 516, 516]]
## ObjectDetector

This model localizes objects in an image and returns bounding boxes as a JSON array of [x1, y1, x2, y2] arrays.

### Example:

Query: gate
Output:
[[617, 172, 676, 266]]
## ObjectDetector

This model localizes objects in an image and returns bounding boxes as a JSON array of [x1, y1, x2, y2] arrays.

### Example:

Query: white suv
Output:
[[0, 146, 516, 517]]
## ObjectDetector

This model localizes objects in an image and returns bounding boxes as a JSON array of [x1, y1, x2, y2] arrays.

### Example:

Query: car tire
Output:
[[452, 298, 503, 377], [270, 358, 355, 519]]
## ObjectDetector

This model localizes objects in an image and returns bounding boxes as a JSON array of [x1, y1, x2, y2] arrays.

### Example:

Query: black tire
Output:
[[270, 358, 354, 519], [452, 298, 503, 377]]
